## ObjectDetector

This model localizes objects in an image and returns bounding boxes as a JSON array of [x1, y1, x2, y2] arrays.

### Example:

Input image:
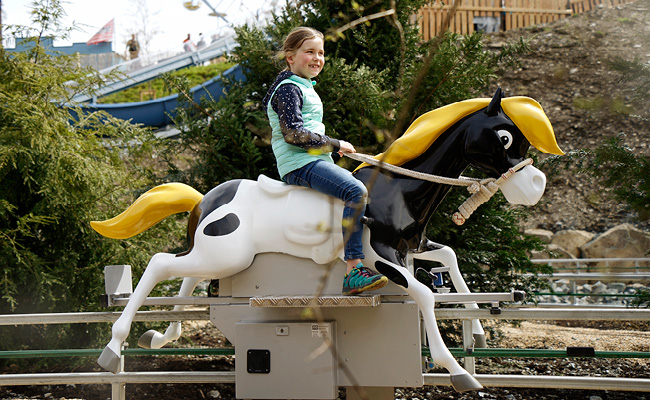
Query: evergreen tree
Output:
[[166, 0, 530, 185], [164, 0, 549, 309], [0, 0, 176, 352]]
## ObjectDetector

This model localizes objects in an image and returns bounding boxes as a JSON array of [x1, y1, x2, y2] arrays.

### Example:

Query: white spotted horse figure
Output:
[[91, 88, 563, 392]]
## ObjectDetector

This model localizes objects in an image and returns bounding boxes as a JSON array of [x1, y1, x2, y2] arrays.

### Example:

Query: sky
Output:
[[2, 0, 282, 55]]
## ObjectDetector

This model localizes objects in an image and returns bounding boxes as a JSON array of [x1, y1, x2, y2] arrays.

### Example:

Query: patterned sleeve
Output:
[[271, 84, 340, 152]]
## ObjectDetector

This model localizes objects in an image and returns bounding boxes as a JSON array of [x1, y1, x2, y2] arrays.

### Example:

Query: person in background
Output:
[[183, 33, 196, 52], [197, 33, 206, 49], [126, 34, 139, 60]]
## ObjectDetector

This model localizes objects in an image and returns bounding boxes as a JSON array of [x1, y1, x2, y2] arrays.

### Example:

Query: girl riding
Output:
[[263, 27, 387, 295]]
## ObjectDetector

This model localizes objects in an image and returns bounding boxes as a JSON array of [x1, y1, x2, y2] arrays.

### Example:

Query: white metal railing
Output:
[[532, 257, 650, 269], [2, 301, 650, 398], [3, 371, 650, 393], [529, 258, 650, 307]]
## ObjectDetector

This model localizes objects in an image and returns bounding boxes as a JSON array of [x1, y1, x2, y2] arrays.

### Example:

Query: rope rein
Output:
[[344, 152, 533, 226]]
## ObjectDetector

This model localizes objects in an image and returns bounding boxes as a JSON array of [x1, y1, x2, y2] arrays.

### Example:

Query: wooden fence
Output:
[[415, 0, 637, 40]]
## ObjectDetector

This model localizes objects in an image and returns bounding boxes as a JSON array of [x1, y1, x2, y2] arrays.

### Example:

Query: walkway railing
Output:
[[70, 34, 237, 104]]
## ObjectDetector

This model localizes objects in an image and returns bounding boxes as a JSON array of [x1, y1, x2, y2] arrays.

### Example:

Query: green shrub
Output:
[[0, 0, 179, 354]]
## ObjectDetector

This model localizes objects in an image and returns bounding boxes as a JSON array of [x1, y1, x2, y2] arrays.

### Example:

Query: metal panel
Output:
[[103, 265, 132, 296], [210, 302, 423, 389], [235, 321, 337, 400], [250, 295, 381, 308], [219, 253, 406, 298], [333, 303, 422, 388]]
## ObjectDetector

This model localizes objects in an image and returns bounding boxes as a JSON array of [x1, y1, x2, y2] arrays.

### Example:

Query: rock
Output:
[[581, 224, 650, 269], [551, 295, 566, 303], [607, 282, 626, 292], [531, 244, 575, 260], [550, 229, 594, 257], [552, 281, 569, 293], [525, 228, 554, 243], [590, 281, 607, 294], [208, 390, 221, 398]]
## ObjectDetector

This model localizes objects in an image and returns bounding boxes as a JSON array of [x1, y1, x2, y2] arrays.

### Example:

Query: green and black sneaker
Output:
[[342, 264, 388, 295]]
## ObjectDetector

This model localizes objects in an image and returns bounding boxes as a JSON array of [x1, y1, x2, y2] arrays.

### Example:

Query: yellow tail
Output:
[[90, 183, 204, 239]]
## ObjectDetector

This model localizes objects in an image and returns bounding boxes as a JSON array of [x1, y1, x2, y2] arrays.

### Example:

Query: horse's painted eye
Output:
[[498, 130, 513, 150]]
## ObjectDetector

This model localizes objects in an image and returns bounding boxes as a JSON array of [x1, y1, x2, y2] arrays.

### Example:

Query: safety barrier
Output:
[[1, 306, 650, 399], [3, 345, 649, 360], [529, 258, 650, 306]]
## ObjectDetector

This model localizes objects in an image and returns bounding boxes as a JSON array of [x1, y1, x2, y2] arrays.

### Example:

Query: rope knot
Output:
[[467, 182, 481, 194]]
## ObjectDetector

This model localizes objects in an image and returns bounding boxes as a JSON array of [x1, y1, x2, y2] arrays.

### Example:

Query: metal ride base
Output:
[[104, 253, 523, 400]]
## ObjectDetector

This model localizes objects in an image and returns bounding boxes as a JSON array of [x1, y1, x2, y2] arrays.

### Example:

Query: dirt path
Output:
[[498, 320, 650, 352]]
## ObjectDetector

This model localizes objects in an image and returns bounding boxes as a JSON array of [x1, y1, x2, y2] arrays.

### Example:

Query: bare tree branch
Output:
[[325, 9, 396, 41]]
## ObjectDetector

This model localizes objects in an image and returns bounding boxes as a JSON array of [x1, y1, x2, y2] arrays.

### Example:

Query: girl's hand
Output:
[[338, 140, 356, 154]]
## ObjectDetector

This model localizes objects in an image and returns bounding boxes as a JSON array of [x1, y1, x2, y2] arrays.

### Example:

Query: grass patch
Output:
[[98, 62, 235, 104]]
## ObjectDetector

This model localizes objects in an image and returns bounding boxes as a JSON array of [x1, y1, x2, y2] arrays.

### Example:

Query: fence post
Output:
[[462, 319, 476, 374], [111, 343, 126, 400]]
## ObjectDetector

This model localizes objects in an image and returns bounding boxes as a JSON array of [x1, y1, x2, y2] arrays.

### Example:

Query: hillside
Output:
[[482, 0, 650, 234]]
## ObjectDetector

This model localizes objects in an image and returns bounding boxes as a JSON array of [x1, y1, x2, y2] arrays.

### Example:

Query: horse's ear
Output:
[[485, 87, 504, 116]]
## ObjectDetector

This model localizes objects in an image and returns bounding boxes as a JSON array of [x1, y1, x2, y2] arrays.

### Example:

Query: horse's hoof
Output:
[[98, 346, 121, 374], [474, 333, 487, 349], [450, 373, 482, 392], [138, 329, 158, 349]]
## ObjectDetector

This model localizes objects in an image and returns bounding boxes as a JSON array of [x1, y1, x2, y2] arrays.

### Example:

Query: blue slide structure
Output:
[[74, 64, 244, 128], [68, 34, 244, 128]]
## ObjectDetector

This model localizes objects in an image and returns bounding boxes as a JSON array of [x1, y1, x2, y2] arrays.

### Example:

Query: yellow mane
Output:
[[358, 96, 563, 170]]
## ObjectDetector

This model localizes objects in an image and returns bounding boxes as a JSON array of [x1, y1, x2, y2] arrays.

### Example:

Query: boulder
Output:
[[581, 224, 650, 270], [524, 228, 554, 243], [590, 281, 607, 294], [607, 282, 627, 293], [530, 243, 575, 260], [550, 229, 594, 258]]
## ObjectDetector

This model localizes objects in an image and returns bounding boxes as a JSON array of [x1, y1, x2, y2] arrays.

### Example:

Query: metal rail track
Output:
[[3, 306, 650, 326], [2, 371, 649, 392], [2, 304, 650, 396]]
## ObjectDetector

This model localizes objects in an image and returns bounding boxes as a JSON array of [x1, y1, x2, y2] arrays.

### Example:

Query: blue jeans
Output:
[[283, 160, 368, 261]]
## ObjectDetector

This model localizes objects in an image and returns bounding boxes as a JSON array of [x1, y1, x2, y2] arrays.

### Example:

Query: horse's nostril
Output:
[[532, 174, 545, 191]]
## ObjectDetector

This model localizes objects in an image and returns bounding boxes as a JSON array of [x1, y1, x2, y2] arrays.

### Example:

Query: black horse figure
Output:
[[91, 88, 563, 391]]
